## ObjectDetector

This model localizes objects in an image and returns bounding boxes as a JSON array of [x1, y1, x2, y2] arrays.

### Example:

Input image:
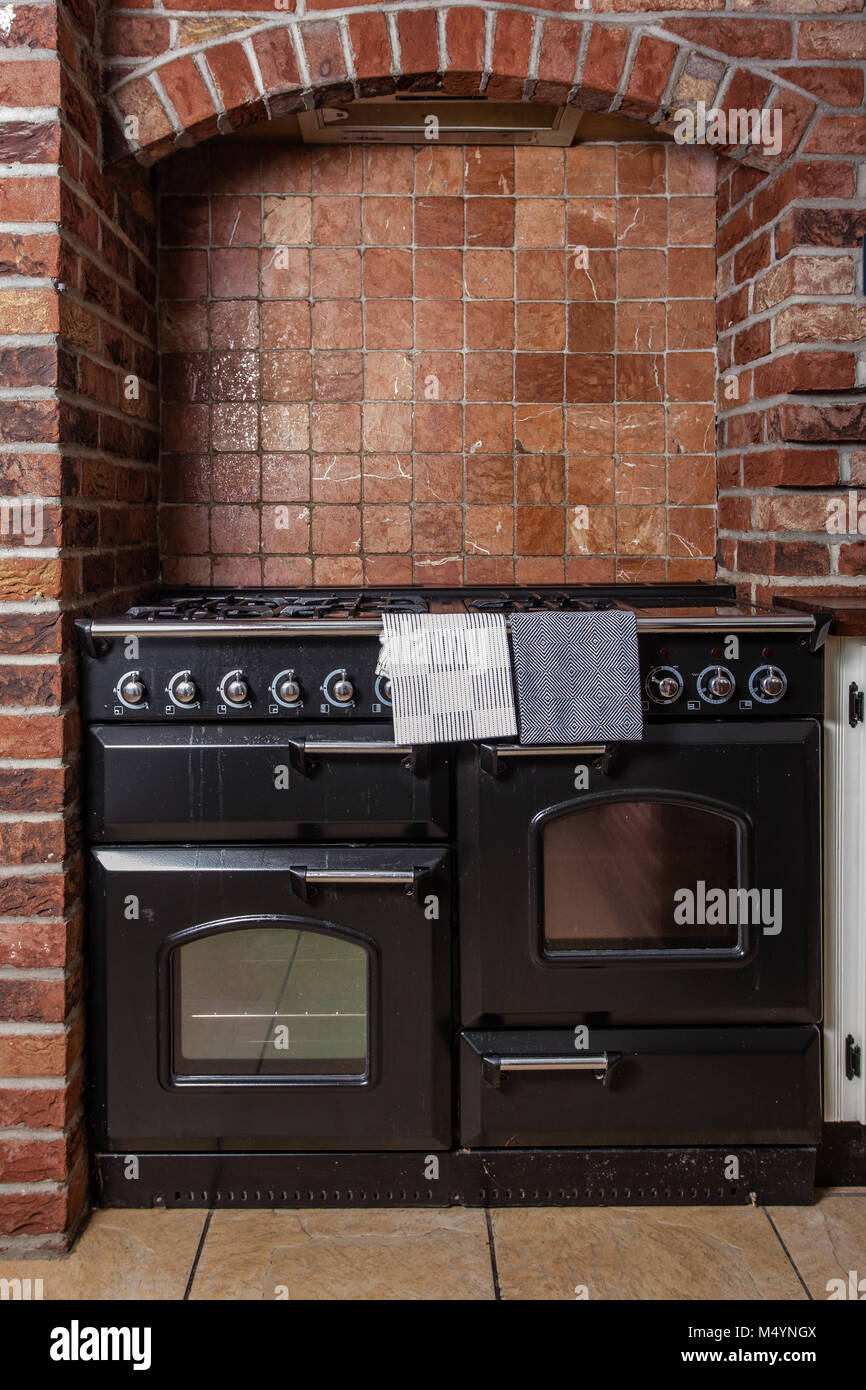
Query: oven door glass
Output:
[[540, 797, 746, 956], [172, 921, 369, 1082]]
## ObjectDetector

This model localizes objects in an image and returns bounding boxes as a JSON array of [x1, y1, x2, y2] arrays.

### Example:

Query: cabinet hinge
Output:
[[845, 1034, 862, 1081], [848, 682, 863, 728]]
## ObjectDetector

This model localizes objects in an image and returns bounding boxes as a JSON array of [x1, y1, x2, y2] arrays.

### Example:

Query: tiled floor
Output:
[[1, 1191, 863, 1300]]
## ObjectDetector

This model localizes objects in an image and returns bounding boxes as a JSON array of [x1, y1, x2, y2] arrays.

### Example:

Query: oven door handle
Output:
[[481, 1052, 622, 1090], [289, 865, 432, 903], [479, 743, 614, 778], [286, 739, 428, 776]]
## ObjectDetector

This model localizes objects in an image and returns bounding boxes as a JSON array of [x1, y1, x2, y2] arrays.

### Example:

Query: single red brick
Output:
[[741, 447, 839, 487], [104, 15, 170, 58], [112, 76, 174, 150], [397, 9, 439, 78], [579, 25, 630, 113], [253, 25, 302, 95], [0, 1137, 68, 1184], [536, 18, 583, 101], [0, 59, 60, 105], [663, 18, 793, 61], [799, 20, 866, 61], [806, 114, 866, 155], [158, 55, 216, 133], [486, 11, 535, 101], [775, 88, 816, 161], [783, 64, 863, 108], [756, 350, 856, 397], [0, 175, 61, 223], [443, 6, 485, 93], [206, 41, 259, 112], [301, 21, 347, 86], [620, 36, 678, 119], [348, 11, 393, 92], [771, 402, 866, 444]]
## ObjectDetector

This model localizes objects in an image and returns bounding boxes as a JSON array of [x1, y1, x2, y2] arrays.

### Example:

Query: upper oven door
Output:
[[89, 845, 451, 1152], [458, 720, 821, 1027], [86, 723, 450, 841]]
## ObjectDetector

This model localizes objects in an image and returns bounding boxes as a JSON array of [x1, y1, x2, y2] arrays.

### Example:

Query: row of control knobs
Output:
[[646, 664, 787, 706], [115, 669, 390, 709]]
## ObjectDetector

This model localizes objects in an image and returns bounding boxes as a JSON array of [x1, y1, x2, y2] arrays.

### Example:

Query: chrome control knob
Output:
[[749, 664, 787, 704], [169, 671, 197, 705], [222, 670, 249, 704], [709, 670, 734, 699], [645, 666, 683, 705], [698, 664, 736, 704], [332, 670, 354, 703], [382, 679, 392, 701], [118, 672, 146, 705], [277, 675, 301, 705]]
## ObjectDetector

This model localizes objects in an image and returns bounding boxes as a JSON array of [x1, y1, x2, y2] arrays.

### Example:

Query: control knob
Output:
[[698, 664, 736, 704], [332, 670, 354, 704], [168, 670, 198, 705], [117, 671, 146, 706], [277, 673, 301, 705], [220, 670, 249, 705], [645, 666, 683, 705], [749, 664, 787, 704]]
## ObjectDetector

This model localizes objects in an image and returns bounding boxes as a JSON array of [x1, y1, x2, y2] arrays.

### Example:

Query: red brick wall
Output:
[[95, 3, 865, 599], [0, 1, 158, 1249], [158, 138, 718, 586]]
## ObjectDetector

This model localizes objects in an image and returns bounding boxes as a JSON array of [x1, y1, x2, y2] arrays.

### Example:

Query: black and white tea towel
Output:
[[509, 610, 643, 744], [377, 613, 517, 745]]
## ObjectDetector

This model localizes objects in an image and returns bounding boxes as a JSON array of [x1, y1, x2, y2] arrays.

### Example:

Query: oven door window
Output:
[[171, 921, 370, 1082], [539, 798, 746, 956]]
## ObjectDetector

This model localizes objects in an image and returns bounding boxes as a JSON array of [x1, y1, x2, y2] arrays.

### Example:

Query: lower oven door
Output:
[[460, 1027, 822, 1147], [89, 846, 451, 1151], [459, 721, 821, 1026]]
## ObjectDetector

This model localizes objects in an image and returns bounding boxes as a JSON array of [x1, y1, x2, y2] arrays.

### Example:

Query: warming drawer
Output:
[[86, 723, 450, 841], [459, 1027, 822, 1147]]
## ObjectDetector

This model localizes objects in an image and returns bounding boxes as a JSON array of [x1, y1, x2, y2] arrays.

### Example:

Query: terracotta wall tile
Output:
[[158, 138, 718, 581]]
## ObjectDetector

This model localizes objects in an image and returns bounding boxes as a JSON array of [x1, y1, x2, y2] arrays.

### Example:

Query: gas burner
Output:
[[467, 591, 617, 614]]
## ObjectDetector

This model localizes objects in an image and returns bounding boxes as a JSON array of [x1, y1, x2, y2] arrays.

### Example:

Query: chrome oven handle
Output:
[[482, 1052, 621, 1089], [479, 743, 612, 777], [287, 739, 428, 776], [289, 865, 433, 903]]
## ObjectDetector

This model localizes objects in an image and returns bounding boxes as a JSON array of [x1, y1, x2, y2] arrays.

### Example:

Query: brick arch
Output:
[[104, 9, 832, 172]]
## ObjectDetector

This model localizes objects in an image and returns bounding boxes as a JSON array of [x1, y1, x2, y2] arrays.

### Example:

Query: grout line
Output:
[[183, 1208, 213, 1302], [760, 1206, 813, 1302], [484, 1208, 502, 1301]]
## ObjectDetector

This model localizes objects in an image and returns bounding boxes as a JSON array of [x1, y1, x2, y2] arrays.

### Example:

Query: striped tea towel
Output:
[[510, 610, 643, 744], [377, 613, 517, 745]]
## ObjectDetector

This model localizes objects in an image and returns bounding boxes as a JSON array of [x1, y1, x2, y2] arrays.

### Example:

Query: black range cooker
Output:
[[77, 584, 827, 1207]]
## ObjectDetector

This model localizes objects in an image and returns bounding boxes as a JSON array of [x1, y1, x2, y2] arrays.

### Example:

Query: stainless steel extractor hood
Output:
[[297, 96, 583, 146]]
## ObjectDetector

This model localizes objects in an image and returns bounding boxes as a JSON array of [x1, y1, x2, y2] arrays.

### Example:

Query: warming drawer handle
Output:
[[289, 865, 432, 903], [479, 743, 613, 777], [481, 1052, 621, 1090], [287, 739, 428, 775]]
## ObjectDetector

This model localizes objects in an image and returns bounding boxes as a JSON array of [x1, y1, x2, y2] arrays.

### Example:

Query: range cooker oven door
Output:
[[459, 721, 821, 1026], [89, 846, 451, 1151]]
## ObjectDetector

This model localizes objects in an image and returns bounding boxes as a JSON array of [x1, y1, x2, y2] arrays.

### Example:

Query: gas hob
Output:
[[77, 584, 821, 724]]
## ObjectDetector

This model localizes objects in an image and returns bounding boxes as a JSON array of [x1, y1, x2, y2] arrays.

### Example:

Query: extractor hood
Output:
[[297, 96, 583, 146]]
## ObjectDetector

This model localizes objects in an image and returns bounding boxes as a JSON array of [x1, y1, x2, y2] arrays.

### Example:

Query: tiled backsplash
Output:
[[157, 139, 717, 588]]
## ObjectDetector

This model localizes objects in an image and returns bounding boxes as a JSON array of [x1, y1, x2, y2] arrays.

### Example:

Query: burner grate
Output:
[[125, 591, 430, 621], [467, 591, 618, 614]]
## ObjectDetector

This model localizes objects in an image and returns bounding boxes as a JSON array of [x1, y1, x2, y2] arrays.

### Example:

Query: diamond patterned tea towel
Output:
[[509, 610, 643, 744]]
